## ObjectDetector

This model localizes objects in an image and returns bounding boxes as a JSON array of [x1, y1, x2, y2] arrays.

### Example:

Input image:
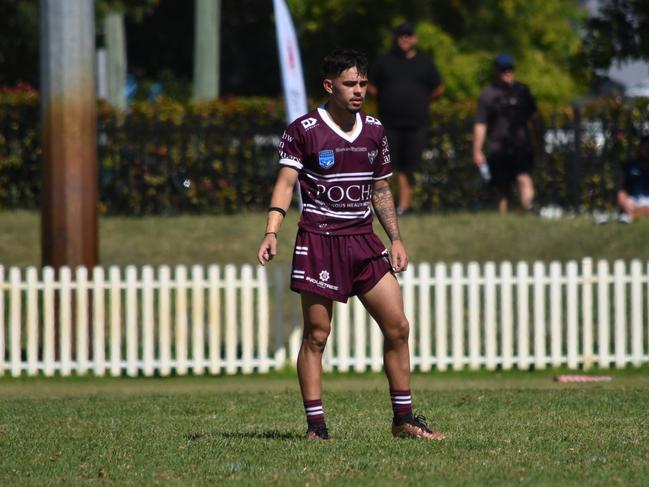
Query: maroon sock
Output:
[[390, 389, 413, 420], [304, 399, 325, 428]]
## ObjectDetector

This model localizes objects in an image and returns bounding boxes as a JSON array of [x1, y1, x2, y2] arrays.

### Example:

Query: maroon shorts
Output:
[[290, 230, 393, 303]]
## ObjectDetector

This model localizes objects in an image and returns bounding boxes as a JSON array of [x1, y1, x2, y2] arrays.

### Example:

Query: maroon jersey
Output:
[[278, 107, 393, 235]]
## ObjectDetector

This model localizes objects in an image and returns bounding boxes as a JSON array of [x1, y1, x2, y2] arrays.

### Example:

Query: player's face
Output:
[[324, 67, 368, 114]]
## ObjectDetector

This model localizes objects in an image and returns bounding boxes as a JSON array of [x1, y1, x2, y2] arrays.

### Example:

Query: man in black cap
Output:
[[473, 53, 538, 214], [369, 22, 444, 215]]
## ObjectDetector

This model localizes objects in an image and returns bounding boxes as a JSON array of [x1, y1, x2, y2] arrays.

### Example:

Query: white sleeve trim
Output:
[[279, 158, 303, 170], [373, 172, 393, 180]]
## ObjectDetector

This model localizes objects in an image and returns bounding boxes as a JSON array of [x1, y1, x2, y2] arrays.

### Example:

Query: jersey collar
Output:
[[317, 106, 363, 143]]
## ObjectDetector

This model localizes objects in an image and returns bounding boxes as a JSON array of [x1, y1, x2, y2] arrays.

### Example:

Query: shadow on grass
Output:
[[186, 430, 302, 441]]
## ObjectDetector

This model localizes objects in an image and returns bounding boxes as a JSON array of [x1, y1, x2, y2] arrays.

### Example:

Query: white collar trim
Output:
[[317, 106, 363, 143]]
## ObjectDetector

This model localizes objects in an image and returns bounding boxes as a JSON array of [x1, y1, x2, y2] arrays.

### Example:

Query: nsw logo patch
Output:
[[318, 150, 335, 169]]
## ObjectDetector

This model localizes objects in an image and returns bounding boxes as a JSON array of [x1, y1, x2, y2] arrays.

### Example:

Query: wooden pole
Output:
[[40, 0, 98, 270], [193, 0, 221, 100]]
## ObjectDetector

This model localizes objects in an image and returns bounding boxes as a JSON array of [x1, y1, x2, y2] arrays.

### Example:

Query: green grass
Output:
[[0, 370, 648, 485], [2, 210, 649, 268]]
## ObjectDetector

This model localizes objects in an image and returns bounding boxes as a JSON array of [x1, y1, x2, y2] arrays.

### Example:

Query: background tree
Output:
[[584, 0, 649, 69], [287, 0, 588, 103], [0, 0, 38, 87]]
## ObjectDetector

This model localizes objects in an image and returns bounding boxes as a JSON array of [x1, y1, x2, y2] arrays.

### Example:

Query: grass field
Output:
[[1, 369, 648, 485], [2, 210, 649, 268]]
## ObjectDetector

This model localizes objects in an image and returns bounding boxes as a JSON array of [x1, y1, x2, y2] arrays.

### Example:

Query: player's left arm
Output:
[[372, 179, 408, 272]]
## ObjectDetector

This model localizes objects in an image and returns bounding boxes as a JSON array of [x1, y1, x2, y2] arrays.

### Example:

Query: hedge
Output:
[[1, 86, 648, 214]]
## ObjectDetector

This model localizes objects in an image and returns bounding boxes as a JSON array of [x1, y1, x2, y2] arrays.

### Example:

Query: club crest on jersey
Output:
[[318, 150, 335, 169]]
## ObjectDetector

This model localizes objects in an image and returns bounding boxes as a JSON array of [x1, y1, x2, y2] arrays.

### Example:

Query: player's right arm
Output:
[[257, 166, 298, 266]]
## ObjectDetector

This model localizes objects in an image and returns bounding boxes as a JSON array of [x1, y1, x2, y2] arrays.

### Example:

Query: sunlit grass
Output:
[[1, 210, 648, 268]]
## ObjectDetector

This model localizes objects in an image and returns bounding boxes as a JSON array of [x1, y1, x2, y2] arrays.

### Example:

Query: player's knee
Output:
[[303, 325, 330, 352], [384, 316, 409, 344]]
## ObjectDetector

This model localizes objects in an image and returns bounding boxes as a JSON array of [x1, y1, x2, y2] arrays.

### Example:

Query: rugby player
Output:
[[257, 48, 444, 441]]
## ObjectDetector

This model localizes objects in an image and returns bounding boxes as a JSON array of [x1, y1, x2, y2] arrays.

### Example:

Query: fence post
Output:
[[533, 262, 546, 370], [26, 267, 39, 376], [224, 264, 237, 374], [370, 317, 382, 372], [451, 263, 464, 371], [581, 258, 594, 370], [418, 263, 432, 372], [549, 262, 562, 368], [484, 262, 497, 370], [500, 262, 513, 370], [159, 265, 172, 376], [208, 265, 221, 374], [43, 267, 56, 376], [353, 298, 367, 373], [257, 266, 270, 373], [566, 261, 579, 369], [516, 262, 530, 370], [76, 266, 89, 375], [175, 265, 189, 375], [597, 260, 611, 368], [109, 266, 122, 376], [435, 263, 448, 371], [468, 262, 480, 370], [402, 266, 416, 370], [59, 267, 73, 376], [336, 300, 351, 372], [125, 266, 138, 377], [192, 265, 206, 375], [630, 260, 643, 367], [241, 265, 254, 374], [92, 266, 106, 377], [613, 260, 627, 368], [142, 266, 155, 376], [272, 267, 285, 370]]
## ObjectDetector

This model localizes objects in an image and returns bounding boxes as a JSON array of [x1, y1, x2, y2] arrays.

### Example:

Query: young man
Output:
[[257, 48, 444, 441], [473, 53, 537, 214], [368, 22, 444, 215]]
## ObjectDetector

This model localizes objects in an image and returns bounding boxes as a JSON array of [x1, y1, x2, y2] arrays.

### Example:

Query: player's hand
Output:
[[257, 233, 278, 266], [390, 240, 408, 273], [473, 150, 486, 166]]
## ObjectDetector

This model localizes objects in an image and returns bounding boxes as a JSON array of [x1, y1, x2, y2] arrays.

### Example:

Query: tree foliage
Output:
[[287, 0, 588, 103], [584, 0, 649, 69]]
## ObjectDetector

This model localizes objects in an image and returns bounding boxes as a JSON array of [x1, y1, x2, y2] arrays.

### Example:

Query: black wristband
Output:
[[264, 231, 277, 238], [268, 207, 286, 217]]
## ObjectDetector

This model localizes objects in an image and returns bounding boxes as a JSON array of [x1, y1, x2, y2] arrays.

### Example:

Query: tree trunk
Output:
[[193, 0, 221, 100], [104, 10, 127, 110]]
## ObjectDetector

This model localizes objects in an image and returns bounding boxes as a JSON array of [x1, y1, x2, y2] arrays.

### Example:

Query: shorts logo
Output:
[[319, 270, 330, 282], [318, 150, 335, 169], [301, 118, 317, 129]]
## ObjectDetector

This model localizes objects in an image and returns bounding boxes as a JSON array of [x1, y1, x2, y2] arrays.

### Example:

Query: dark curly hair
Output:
[[320, 48, 368, 79]]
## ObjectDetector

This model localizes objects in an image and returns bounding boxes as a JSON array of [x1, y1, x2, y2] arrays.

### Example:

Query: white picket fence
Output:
[[0, 258, 647, 377]]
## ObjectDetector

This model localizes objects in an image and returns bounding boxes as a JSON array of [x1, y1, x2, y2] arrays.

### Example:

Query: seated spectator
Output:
[[618, 135, 649, 223]]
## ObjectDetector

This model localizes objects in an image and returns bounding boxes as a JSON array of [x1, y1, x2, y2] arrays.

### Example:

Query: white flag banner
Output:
[[273, 0, 307, 124]]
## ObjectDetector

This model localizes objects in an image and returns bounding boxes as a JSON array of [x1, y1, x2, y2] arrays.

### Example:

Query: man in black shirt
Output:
[[618, 135, 649, 223], [369, 22, 444, 215], [473, 53, 537, 214]]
